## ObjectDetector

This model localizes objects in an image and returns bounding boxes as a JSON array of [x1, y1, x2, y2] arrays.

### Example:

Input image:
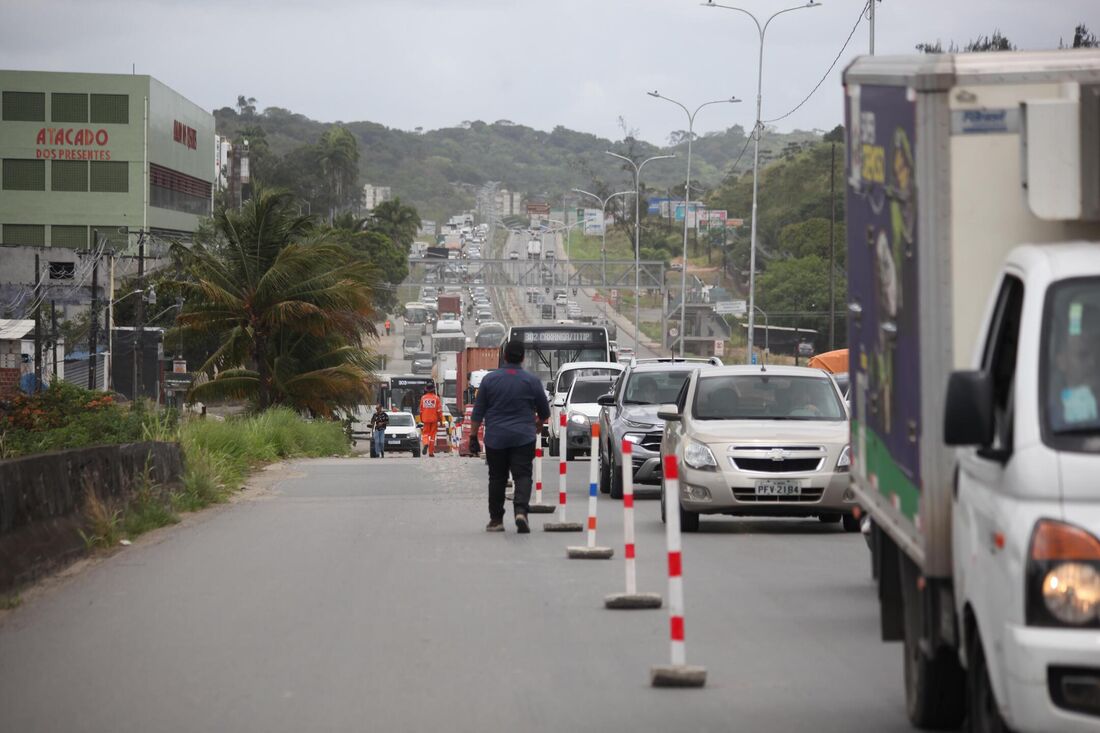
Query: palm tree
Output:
[[171, 189, 378, 412], [368, 198, 421, 250], [318, 126, 360, 222]]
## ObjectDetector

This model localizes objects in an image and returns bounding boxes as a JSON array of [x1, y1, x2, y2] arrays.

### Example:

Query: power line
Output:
[[763, 0, 870, 124]]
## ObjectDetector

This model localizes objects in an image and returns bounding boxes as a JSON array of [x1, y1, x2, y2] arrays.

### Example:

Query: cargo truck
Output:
[[436, 294, 461, 322], [527, 238, 542, 259], [456, 346, 500, 412], [845, 51, 1100, 732]]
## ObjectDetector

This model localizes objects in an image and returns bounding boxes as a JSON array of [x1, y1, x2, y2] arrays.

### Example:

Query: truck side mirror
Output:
[[944, 370, 995, 447], [597, 394, 616, 407]]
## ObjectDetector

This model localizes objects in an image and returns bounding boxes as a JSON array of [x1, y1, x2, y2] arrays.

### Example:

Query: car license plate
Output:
[[754, 480, 801, 496], [387, 439, 401, 444]]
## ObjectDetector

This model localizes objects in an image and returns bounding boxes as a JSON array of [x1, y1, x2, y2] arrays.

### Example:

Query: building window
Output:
[[51, 92, 88, 123], [2, 224, 45, 246], [2, 91, 45, 121], [89, 94, 128, 124], [89, 161, 128, 193], [51, 160, 89, 192], [48, 261, 75, 279], [51, 225, 89, 249], [93, 226, 128, 249], [149, 163, 211, 216], [2, 159, 46, 191]]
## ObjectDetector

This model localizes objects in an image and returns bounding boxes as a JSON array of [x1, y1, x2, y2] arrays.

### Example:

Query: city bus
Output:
[[377, 374, 435, 414], [403, 302, 429, 327], [502, 324, 613, 387], [474, 321, 506, 349]]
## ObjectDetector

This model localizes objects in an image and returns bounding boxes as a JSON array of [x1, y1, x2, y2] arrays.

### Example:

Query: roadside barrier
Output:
[[528, 443, 555, 514], [650, 454, 706, 688], [566, 423, 613, 559], [605, 438, 662, 608], [543, 413, 582, 532]]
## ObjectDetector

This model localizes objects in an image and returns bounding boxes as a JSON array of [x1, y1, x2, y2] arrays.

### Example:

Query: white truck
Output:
[[433, 351, 459, 416], [846, 51, 1100, 731], [527, 238, 542, 259]]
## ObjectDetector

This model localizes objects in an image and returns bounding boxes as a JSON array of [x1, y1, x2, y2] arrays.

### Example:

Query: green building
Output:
[[0, 70, 214, 254]]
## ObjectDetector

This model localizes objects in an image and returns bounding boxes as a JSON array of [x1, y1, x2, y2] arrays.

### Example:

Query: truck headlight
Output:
[[569, 413, 589, 426], [683, 440, 718, 471], [837, 445, 851, 471], [1042, 563, 1100, 625], [1027, 519, 1100, 628]]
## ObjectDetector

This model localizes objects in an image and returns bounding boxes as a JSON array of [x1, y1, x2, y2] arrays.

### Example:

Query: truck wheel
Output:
[[598, 454, 611, 494], [842, 513, 861, 532], [901, 557, 966, 729], [967, 627, 1009, 733]]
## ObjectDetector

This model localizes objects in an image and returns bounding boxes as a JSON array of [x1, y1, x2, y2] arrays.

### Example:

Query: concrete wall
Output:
[[0, 441, 183, 592]]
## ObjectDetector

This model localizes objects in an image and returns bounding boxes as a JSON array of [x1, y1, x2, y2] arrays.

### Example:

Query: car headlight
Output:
[[623, 433, 644, 445], [837, 445, 851, 471], [623, 417, 653, 430], [1027, 519, 1100, 628], [569, 413, 590, 426], [683, 440, 718, 471]]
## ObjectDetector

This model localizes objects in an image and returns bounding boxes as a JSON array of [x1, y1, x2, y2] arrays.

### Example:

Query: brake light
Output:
[[1030, 520, 1100, 562]]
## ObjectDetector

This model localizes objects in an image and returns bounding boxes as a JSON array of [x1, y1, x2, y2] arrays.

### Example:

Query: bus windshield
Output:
[[506, 326, 610, 383], [404, 304, 428, 324]]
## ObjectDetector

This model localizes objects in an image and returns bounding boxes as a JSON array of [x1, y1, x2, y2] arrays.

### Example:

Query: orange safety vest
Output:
[[419, 392, 442, 423]]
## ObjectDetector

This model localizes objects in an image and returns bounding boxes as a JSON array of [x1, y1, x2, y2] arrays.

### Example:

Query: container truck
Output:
[[845, 51, 1100, 732], [456, 346, 500, 412], [436, 294, 461, 321]]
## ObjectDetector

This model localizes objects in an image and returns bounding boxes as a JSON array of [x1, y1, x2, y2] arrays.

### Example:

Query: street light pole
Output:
[[702, 0, 821, 363], [648, 91, 740, 357], [572, 188, 634, 287], [604, 152, 676, 354]]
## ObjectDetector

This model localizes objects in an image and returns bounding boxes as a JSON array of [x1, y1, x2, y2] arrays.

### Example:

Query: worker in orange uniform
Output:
[[384, 318, 392, 336], [418, 382, 443, 457]]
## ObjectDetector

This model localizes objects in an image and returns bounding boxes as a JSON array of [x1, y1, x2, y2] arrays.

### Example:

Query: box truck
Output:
[[845, 51, 1100, 731], [456, 347, 500, 412]]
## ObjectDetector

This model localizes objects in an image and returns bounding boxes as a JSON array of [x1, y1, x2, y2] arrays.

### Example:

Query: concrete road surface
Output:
[[0, 454, 913, 733]]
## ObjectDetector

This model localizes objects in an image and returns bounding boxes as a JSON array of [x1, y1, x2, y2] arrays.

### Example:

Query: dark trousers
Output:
[[486, 442, 535, 520]]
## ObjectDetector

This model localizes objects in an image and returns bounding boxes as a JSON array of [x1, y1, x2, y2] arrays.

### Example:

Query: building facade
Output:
[[362, 183, 390, 212], [0, 70, 215, 253]]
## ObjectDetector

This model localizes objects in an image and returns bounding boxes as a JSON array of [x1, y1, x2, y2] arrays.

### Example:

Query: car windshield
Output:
[[694, 374, 846, 421], [557, 367, 618, 394], [1043, 277, 1100, 446], [623, 370, 691, 405], [403, 337, 421, 347], [388, 413, 415, 427], [569, 380, 615, 404]]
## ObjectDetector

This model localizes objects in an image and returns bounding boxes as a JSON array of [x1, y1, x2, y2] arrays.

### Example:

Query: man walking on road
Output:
[[384, 319, 392, 336], [368, 404, 389, 458], [468, 339, 550, 533], [418, 382, 443, 457]]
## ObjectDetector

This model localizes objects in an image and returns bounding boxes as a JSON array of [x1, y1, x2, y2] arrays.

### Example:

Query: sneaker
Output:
[[486, 520, 505, 532], [515, 514, 530, 534]]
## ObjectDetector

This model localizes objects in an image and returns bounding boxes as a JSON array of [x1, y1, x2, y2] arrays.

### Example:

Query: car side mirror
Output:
[[597, 394, 616, 407], [546, 381, 555, 393], [657, 403, 681, 421], [944, 370, 994, 447], [553, 396, 566, 408]]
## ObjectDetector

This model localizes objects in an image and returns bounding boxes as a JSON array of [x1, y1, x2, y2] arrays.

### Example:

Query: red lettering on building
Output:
[[173, 120, 197, 150]]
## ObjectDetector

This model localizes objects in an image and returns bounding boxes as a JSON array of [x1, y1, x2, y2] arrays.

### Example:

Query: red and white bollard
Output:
[[528, 442, 554, 514], [650, 454, 706, 687], [567, 423, 612, 559], [544, 412, 582, 532], [605, 439, 662, 608]]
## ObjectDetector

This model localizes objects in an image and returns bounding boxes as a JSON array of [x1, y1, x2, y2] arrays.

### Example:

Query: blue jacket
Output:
[[472, 365, 550, 449]]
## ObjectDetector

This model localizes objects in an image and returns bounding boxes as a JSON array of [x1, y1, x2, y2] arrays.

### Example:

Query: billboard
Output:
[[673, 202, 706, 227], [582, 208, 605, 235], [648, 197, 674, 215], [698, 210, 728, 231]]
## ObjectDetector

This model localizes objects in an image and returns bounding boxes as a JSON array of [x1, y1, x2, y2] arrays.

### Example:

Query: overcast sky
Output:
[[2, 0, 1096, 144]]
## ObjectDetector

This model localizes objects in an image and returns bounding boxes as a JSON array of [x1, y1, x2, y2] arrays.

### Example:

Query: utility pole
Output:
[[829, 141, 837, 350], [89, 230, 100, 387], [869, 0, 876, 55], [34, 253, 42, 387], [51, 299, 58, 379], [134, 236, 145, 399]]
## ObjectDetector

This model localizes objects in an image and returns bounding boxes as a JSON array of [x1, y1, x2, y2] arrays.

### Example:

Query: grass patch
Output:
[[1, 594, 22, 610], [78, 490, 123, 550]]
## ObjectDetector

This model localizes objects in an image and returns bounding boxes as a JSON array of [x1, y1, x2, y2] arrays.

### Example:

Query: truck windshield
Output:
[[1043, 278, 1100, 448], [693, 375, 846, 421]]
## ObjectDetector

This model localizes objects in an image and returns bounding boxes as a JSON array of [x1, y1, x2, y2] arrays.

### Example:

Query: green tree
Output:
[[368, 198, 421, 250], [757, 255, 845, 343], [317, 126, 361, 221], [170, 189, 378, 413]]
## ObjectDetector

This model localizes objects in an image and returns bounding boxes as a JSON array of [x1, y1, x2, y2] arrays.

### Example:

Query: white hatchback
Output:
[[547, 361, 624, 456]]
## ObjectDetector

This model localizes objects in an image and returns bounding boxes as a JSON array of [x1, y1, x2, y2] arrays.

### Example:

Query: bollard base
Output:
[[543, 522, 584, 532], [566, 545, 614, 559], [604, 592, 663, 609], [650, 665, 707, 688], [527, 504, 555, 514]]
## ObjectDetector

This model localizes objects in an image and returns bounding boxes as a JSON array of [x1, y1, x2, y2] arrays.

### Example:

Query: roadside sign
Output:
[[727, 218, 745, 228], [713, 340, 725, 357], [172, 359, 187, 373], [751, 352, 758, 365], [610, 289, 619, 301], [714, 300, 747, 316]]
